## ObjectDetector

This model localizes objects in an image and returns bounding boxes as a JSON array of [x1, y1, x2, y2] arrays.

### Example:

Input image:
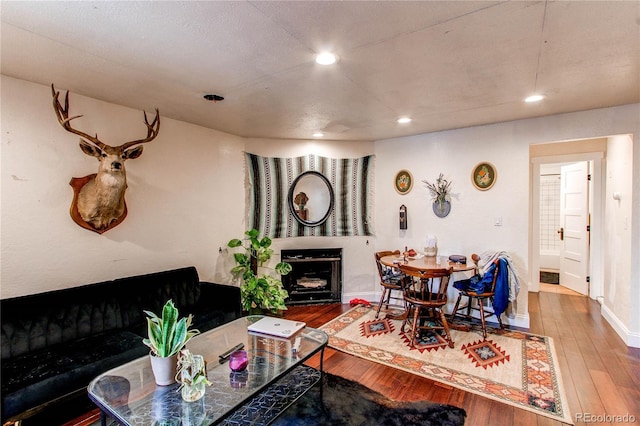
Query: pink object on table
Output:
[[229, 350, 248, 372]]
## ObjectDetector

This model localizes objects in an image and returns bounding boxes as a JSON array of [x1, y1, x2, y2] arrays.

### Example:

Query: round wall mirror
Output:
[[288, 171, 334, 226]]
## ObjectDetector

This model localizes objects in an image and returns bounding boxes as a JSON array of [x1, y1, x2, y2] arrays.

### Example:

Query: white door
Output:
[[559, 162, 590, 295]]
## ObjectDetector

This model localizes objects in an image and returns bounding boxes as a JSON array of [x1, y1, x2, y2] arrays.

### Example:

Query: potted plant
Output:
[[143, 299, 200, 385], [176, 349, 211, 402], [228, 229, 292, 314]]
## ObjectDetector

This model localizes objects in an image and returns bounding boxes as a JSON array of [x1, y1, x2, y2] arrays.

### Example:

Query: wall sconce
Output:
[[399, 205, 407, 230]]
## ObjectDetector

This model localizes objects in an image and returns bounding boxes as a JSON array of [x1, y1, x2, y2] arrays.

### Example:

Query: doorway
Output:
[[530, 140, 605, 300]]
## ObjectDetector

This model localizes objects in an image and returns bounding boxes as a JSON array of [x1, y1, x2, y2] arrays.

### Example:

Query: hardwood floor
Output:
[[539, 283, 583, 296], [61, 292, 639, 426], [281, 293, 639, 426]]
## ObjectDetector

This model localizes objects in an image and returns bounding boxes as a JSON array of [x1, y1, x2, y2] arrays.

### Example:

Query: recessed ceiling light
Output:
[[525, 94, 544, 103], [315, 52, 337, 65], [397, 117, 412, 124], [313, 132, 324, 138]]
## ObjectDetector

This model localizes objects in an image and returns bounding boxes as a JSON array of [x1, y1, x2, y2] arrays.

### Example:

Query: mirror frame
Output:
[[288, 171, 334, 227]]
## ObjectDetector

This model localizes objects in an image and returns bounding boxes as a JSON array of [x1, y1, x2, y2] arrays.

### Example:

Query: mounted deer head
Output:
[[51, 84, 160, 233]]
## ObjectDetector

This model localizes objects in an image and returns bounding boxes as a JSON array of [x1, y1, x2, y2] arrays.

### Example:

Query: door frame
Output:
[[530, 152, 604, 300]]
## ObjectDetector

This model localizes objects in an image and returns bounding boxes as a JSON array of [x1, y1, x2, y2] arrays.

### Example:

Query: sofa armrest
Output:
[[198, 282, 242, 320]]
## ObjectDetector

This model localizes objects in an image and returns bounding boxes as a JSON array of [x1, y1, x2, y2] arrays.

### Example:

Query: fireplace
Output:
[[281, 248, 342, 305]]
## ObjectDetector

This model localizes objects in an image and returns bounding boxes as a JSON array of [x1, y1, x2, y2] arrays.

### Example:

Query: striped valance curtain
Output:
[[245, 153, 374, 238]]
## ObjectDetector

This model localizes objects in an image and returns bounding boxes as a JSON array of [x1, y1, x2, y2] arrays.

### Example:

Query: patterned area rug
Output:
[[321, 306, 573, 424]]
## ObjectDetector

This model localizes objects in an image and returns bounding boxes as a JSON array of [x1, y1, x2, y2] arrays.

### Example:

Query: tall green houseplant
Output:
[[228, 229, 292, 314]]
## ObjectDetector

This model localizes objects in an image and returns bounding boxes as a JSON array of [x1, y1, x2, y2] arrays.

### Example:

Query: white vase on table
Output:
[[149, 354, 177, 386]]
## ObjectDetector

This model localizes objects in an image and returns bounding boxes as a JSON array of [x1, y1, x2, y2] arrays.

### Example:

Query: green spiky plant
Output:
[[228, 229, 292, 314], [143, 300, 200, 357]]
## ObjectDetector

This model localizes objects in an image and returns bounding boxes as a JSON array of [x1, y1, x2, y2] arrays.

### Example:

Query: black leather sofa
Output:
[[0, 266, 241, 424]]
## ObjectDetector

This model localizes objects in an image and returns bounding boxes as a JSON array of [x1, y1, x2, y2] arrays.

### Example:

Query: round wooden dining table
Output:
[[379, 254, 476, 273], [378, 253, 476, 330]]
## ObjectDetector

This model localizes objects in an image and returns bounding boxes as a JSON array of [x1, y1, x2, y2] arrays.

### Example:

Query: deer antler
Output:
[[51, 84, 106, 149], [52, 84, 160, 150], [119, 109, 160, 150]]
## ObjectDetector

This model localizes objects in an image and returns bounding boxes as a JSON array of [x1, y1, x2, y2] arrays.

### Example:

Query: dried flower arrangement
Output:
[[422, 173, 452, 211]]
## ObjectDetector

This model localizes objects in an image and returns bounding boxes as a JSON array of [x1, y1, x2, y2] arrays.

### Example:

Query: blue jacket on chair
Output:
[[493, 258, 509, 318], [453, 258, 509, 317], [453, 262, 496, 294]]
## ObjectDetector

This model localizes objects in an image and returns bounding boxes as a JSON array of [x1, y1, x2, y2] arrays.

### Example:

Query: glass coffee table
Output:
[[88, 316, 328, 426]]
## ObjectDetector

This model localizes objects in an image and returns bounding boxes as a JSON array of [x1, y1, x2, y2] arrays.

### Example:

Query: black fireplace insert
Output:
[[281, 248, 342, 305]]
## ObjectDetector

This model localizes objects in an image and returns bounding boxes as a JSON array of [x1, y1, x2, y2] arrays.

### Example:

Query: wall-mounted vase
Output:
[[433, 200, 451, 218]]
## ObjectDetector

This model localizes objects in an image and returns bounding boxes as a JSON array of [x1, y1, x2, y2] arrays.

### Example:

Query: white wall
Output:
[[374, 104, 640, 337], [1, 77, 246, 297], [602, 134, 634, 343], [374, 126, 531, 326]]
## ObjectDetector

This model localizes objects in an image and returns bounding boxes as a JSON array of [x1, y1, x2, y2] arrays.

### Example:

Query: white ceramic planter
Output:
[[149, 354, 177, 386]]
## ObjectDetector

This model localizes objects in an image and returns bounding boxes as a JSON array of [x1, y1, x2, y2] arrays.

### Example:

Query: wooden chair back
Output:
[[486, 260, 500, 294], [452, 254, 506, 338], [374, 250, 400, 282], [399, 264, 452, 304]]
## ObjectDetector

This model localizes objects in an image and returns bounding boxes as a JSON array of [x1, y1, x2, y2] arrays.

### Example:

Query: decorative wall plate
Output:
[[471, 162, 497, 191], [394, 170, 413, 194]]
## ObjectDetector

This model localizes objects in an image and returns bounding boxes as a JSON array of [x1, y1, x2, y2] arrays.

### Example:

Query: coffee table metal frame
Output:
[[87, 316, 327, 426]]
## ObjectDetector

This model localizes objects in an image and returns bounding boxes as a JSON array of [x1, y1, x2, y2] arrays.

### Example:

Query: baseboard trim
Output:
[[448, 310, 530, 329], [508, 313, 531, 329], [601, 303, 640, 348], [342, 291, 379, 304]]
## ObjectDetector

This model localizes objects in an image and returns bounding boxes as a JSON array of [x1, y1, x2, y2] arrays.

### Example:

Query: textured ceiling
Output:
[[2, 1, 639, 141]]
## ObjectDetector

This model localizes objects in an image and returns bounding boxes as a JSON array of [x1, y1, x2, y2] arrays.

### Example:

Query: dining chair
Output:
[[374, 250, 407, 319], [450, 254, 505, 339], [398, 264, 454, 348]]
